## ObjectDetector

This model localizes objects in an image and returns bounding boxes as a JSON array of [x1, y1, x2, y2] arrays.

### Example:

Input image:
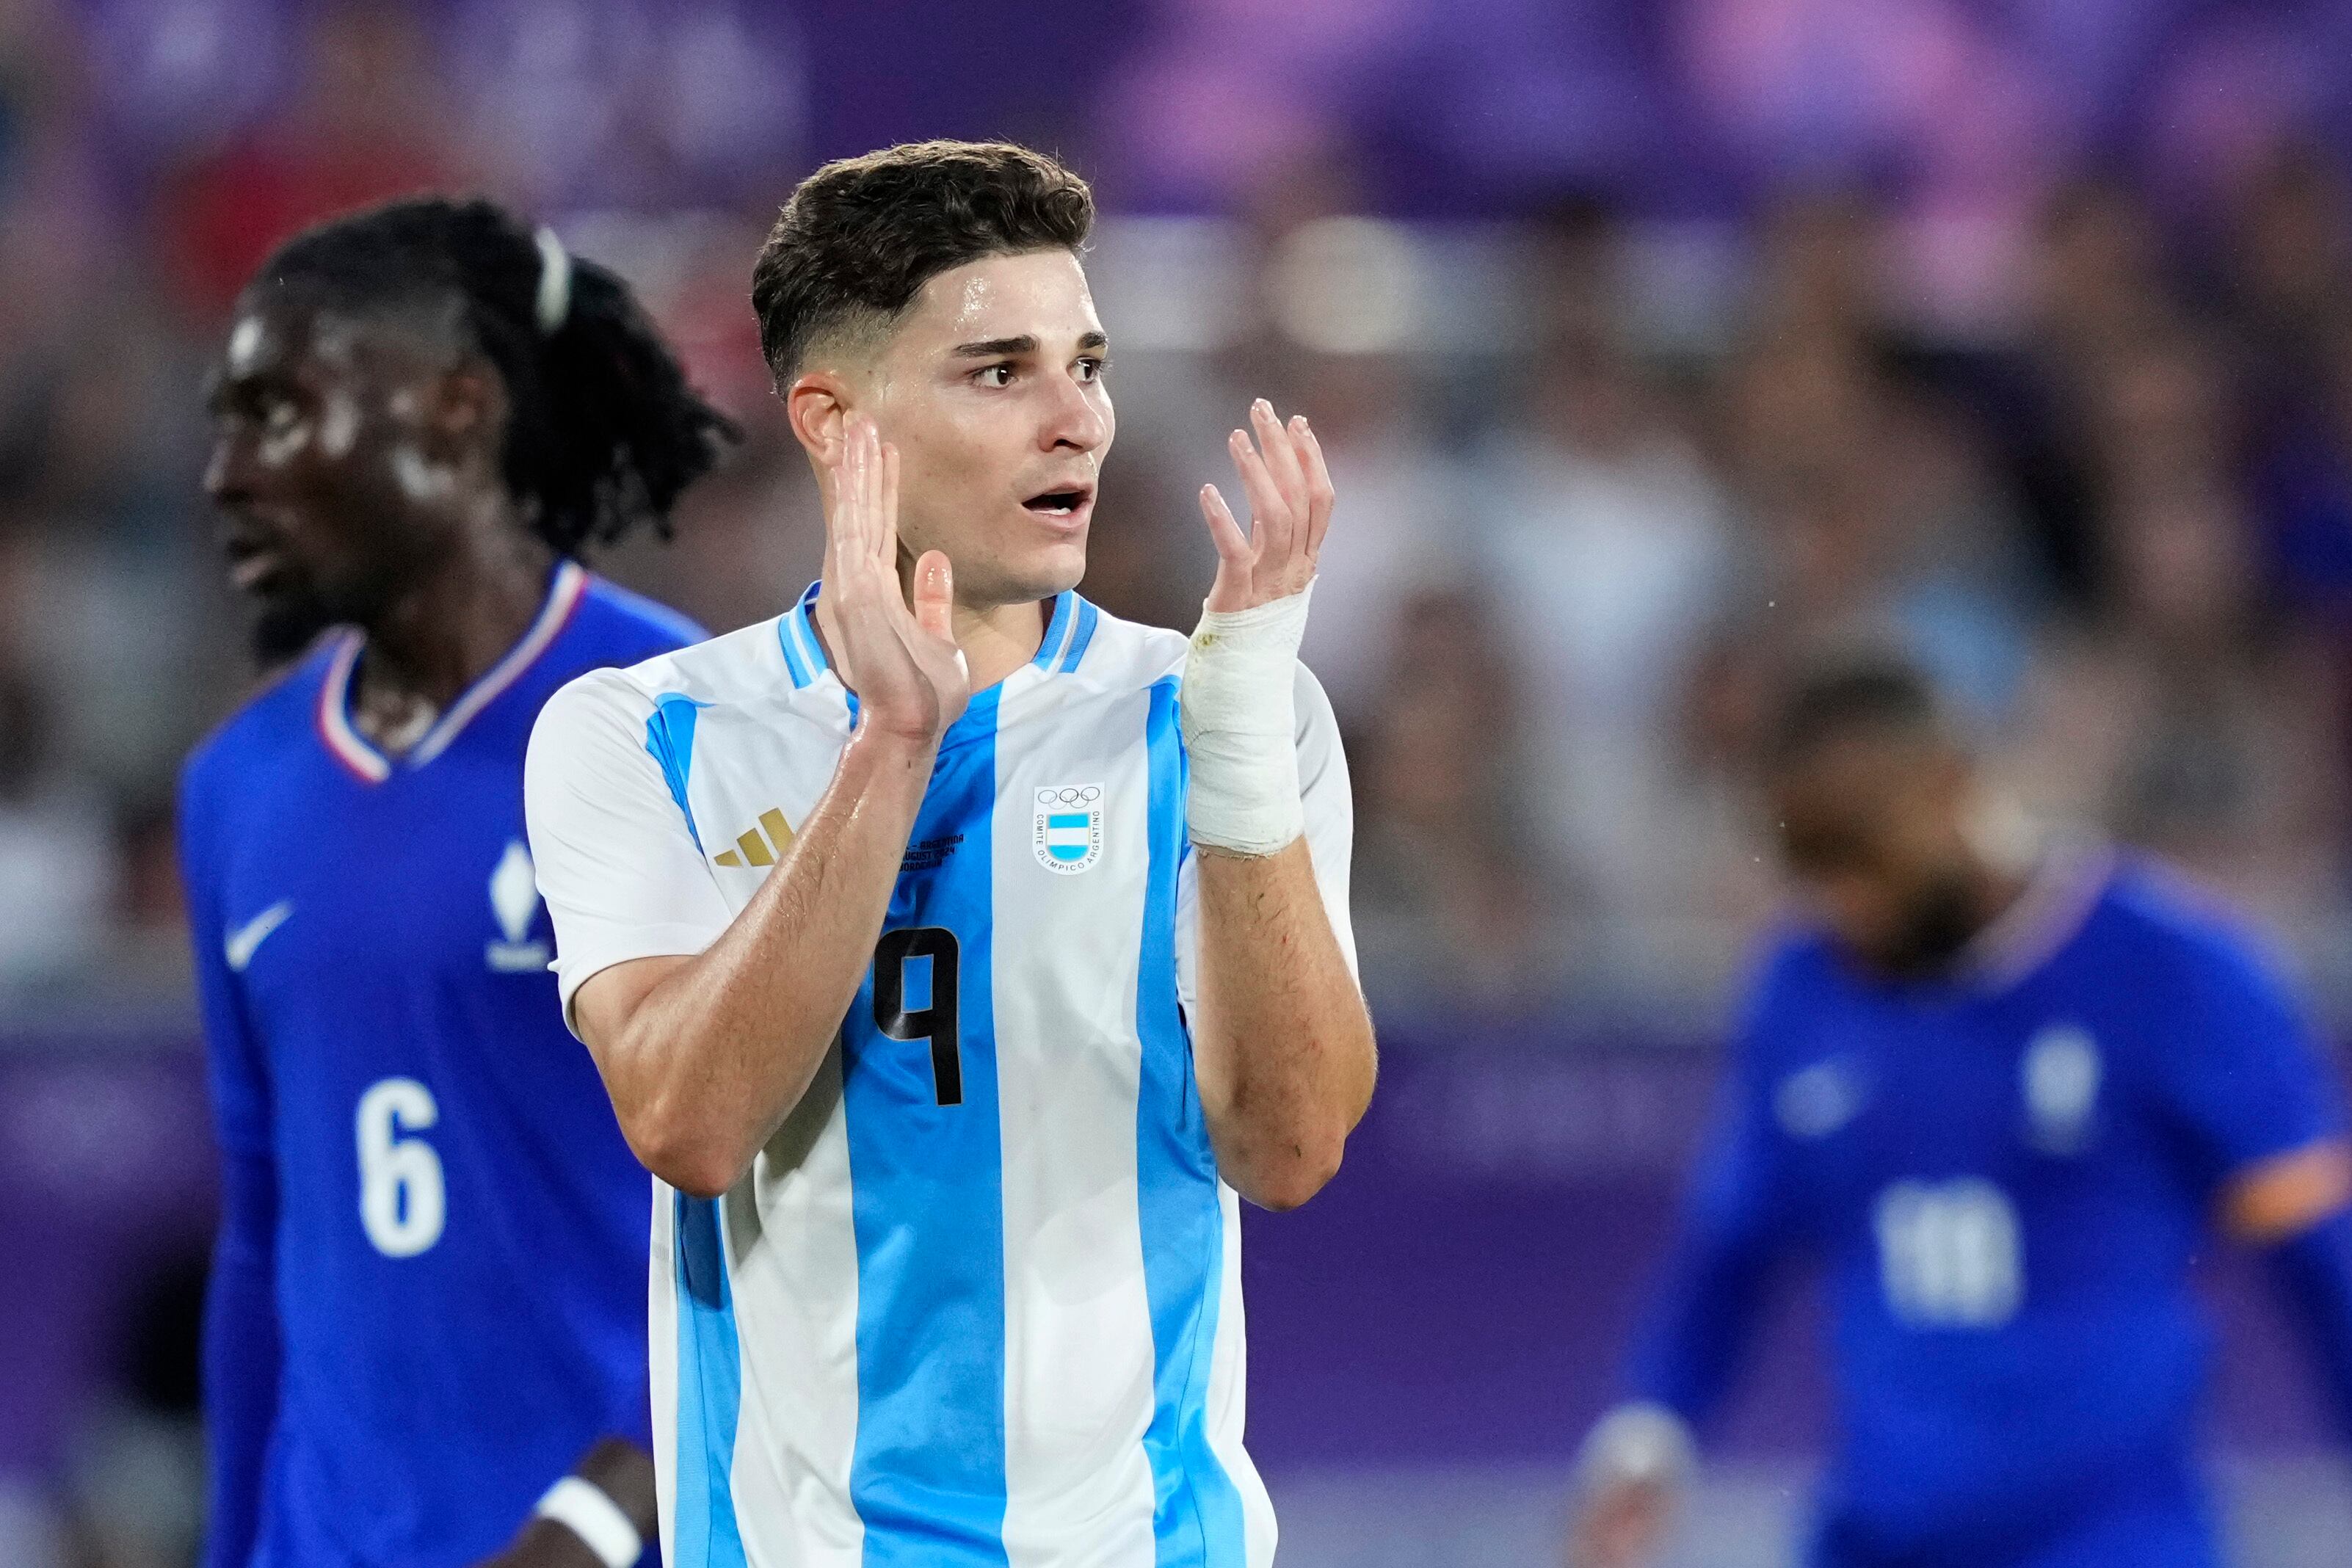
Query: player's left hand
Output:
[[1198, 399, 1332, 614]]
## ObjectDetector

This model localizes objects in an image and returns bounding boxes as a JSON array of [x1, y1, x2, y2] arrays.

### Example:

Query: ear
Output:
[[783, 371, 852, 470]]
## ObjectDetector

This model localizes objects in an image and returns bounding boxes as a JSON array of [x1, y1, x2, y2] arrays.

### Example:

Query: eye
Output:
[[974, 363, 1014, 388], [1075, 356, 1108, 384]]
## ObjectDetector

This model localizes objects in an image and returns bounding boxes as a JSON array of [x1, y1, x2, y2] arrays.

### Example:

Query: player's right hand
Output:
[[1566, 1475, 1676, 1568], [817, 415, 970, 746]]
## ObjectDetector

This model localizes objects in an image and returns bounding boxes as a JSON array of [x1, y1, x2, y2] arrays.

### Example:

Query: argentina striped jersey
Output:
[[523, 585, 1356, 1568]]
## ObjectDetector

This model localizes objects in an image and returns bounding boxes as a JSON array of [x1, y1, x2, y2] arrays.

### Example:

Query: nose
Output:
[[204, 429, 248, 506], [1039, 369, 1109, 454]]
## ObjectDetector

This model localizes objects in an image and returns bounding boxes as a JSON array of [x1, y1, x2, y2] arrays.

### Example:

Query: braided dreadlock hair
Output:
[[253, 195, 740, 555]]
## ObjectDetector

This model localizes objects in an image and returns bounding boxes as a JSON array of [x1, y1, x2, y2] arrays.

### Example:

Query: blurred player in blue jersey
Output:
[[1569, 653, 2352, 1568], [181, 196, 737, 1568]]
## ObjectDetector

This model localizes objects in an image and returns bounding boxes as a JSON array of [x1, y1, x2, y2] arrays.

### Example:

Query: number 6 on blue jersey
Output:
[[874, 926, 962, 1106]]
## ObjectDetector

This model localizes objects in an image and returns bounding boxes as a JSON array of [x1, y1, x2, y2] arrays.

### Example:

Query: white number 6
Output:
[[356, 1078, 446, 1258]]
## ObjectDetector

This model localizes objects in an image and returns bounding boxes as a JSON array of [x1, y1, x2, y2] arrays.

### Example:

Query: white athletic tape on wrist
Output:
[[535, 1476, 642, 1568], [1182, 582, 1313, 855], [1577, 1401, 1696, 1488]]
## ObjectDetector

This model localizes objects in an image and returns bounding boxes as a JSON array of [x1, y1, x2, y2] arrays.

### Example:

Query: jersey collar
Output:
[[775, 583, 1100, 693], [1956, 838, 2116, 994], [316, 559, 589, 784]]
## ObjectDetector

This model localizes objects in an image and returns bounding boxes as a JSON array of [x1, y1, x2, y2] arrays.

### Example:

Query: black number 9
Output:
[[873, 926, 962, 1106]]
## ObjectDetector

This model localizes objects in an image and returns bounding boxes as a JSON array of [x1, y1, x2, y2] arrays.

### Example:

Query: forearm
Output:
[[1191, 838, 1375, 1209], [482, 1438, 657, 1568], [592, 729, 934, 1195], [203, 1147, 280, 1568]]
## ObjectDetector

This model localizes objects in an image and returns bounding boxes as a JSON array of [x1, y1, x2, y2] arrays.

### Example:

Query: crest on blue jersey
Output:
[[1032, 784, 1103, 875], [485, 841, 551, 972], [2021, 1023, 2102, 1154]]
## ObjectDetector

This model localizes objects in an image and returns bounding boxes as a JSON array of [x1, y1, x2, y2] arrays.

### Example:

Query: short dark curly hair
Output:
[[752, 140, 1095, 384]]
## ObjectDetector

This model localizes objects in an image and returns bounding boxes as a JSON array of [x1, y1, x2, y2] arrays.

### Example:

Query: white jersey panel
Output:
[[992, 669, 1161, 1567]]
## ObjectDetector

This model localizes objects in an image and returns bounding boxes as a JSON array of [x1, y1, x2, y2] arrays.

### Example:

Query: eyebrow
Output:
[[950, 331, 1110, 358]]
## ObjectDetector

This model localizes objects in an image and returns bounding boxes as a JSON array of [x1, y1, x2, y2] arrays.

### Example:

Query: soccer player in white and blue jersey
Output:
[[1569, 656, 2352, 1568], [523, 142, 1379, 1567], [184, 198, 736, 1568]]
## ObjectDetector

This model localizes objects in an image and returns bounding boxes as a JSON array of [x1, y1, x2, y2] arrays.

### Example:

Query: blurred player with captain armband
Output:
[[1570, 653, 2352, 1568]]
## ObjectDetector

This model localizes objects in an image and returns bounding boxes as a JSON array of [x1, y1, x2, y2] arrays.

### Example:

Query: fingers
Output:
[[1296, 416, 1335, 556], [1227, 422, 1296, 565], [876, 437, 901, 571], [1250, 397, 1310, 516], [1197, 482, 1251, 565], [910, 548, 954, 642]]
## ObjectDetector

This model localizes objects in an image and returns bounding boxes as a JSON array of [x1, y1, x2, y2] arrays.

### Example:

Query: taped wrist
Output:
[[1181, 584, 1313, 856]]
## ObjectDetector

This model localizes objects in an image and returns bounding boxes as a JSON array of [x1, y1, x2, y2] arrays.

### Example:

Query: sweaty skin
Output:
[[573, 248, 1375, 1211]]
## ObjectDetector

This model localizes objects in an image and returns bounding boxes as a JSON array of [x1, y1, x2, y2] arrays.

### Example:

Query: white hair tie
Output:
[[533, 226, 573, 335]]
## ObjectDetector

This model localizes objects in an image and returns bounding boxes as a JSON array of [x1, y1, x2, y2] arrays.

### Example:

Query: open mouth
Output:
[[1022, 487, 1093, 520]]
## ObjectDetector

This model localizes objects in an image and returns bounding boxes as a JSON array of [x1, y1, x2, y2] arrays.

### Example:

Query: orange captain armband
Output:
[[2221, 1139, 2352, 1244]]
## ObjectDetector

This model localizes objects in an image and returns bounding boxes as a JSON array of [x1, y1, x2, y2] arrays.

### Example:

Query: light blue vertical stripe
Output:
[[841, 684, 1010, 1566], [1135, 677, 1246, 1567], [776, 614, 812, 688], [1031, 590, 1075, 668], [793, 595, 831, 678], [1056, 598, 1100, 673], [645, 693, 709, 848], [672, 1192, 748, 1568]]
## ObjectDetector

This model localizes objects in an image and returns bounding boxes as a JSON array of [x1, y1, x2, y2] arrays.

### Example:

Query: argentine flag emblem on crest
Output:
[[1033, 784, 1103, 874]]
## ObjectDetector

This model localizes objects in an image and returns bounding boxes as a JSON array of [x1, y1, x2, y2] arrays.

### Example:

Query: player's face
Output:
[[861, 250, 1114, 607], [203, 298, 468, 658], [1769, 736, 1984, 977]]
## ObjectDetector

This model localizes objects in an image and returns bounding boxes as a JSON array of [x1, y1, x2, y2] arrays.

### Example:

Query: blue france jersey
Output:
[[1633, 851, 2348, 1567], [179, 564, 703, 1567]]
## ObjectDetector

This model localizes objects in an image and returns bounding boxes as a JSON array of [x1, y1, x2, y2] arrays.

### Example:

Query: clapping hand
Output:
[[815, 415, 969, 747], [1198, 399, 1333, 614]]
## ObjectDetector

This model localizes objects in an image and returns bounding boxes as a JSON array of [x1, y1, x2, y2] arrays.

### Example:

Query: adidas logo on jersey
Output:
[[714, 809, 794, 868], [485, 841, 550, 973]]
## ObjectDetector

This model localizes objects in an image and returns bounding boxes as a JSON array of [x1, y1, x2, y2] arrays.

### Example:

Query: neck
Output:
[[352, 507, 556, 748], [951, 593, 1056, 693]]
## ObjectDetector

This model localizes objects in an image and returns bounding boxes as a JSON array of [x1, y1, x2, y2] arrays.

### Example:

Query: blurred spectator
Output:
[[1351, 588, 1578, 1015], [2016, 330, 2348, 936], [0, 652, 115, 997], [1477, 203, 1732, 987], [157, 4, 468, 322]]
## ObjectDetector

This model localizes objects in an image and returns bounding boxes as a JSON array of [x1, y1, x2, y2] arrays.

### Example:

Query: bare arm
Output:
[[472, 1439, 658, 1568], [1186, 402, 1376, 1210], [571, 419, 969, 1197], [1192, 838, 1376, 1208]]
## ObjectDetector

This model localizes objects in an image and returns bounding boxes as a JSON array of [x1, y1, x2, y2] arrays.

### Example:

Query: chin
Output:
[[1007, 538, 1089, 602]]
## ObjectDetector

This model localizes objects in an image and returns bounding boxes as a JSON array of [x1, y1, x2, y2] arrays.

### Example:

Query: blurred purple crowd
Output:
[[5, 0, 2352, 1031]]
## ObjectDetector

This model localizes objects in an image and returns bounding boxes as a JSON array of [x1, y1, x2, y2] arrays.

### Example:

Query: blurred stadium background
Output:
[[9, 1, 2352, 1564]]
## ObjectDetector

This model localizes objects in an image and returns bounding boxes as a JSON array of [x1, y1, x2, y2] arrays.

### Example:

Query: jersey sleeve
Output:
[[2144, 918, 2347, 1190], [1175, 661, 1358, 1014], [524, 670, 734, 1032], [1625, 951, 1805, 1426], [177, 749, 283, 1568], [178, 752, 269, 1156]]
